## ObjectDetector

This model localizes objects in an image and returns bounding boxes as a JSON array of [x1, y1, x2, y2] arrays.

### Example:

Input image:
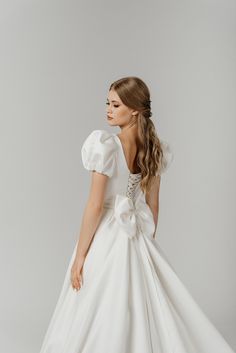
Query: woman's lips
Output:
[[107, 116, 113, 119]]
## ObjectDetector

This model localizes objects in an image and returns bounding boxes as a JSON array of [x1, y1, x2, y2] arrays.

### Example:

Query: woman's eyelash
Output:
[[106, 102, 119, 107]]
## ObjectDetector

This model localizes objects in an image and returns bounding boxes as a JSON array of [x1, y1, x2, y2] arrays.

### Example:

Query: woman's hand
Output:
[[70, 256, 85, 292]]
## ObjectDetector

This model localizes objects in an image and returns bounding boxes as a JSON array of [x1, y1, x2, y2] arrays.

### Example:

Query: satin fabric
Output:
[[39, 129, 235, 353], [112, 193, 156, 240]]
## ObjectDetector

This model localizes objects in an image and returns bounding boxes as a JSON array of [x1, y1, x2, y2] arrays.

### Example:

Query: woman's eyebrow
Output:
[[106, 99, 120, 103]]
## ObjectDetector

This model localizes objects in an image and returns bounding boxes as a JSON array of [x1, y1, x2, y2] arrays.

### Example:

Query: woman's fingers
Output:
[[71, 270, 83, 291], [72, 281, 80, 291], [70, 257, 86, 291]]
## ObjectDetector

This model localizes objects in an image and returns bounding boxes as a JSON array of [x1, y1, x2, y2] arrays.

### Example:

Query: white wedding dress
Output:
[[39, 129, 235, 353]]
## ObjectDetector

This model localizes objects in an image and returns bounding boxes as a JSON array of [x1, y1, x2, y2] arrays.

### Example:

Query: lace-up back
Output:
[[126, 173, 142, 200]]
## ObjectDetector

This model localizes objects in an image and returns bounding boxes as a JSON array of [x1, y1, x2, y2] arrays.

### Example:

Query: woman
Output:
[[39, 76, 235, 353]]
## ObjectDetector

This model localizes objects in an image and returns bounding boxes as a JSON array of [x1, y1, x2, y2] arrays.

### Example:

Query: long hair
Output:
[[109, 76, 164, 194]]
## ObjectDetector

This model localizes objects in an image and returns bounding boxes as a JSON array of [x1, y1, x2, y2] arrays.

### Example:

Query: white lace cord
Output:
[[126, 173, 141, 200]]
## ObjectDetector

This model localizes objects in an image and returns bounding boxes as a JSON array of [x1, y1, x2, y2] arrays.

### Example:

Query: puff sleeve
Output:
[[157, 139, 174, 176], [81, 129, 118, 177]]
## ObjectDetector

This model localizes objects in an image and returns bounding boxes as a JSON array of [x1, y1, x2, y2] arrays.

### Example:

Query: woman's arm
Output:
[[75, 171, 109, 260], [145, 175, 161, 239], [71, 171, 109, 291]]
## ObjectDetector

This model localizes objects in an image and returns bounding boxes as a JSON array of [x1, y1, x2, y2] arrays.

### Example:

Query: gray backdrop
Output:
[[0, 0, 235, 352]]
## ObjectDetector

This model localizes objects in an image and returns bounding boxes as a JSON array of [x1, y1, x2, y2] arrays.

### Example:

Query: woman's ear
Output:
[[132, 110, 139, 117]]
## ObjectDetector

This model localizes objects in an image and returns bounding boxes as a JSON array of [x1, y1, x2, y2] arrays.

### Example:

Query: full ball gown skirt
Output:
[[39, 129, 235, 353]]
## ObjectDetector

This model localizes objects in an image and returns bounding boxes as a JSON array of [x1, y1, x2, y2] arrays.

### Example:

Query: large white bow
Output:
[[114, 194, 156, 240]]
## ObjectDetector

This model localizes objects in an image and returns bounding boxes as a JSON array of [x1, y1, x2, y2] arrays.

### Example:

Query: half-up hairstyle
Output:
[[109, 76, 165, 194]]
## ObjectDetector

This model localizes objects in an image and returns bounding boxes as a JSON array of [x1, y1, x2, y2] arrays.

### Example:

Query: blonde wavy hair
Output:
[[109, 76, 164, 194]]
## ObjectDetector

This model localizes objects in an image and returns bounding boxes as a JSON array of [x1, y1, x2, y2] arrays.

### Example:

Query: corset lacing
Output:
[[126, 173, 141, 200]]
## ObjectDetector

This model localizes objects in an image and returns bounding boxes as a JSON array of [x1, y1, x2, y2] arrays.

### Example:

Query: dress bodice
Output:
[[81, 129, 173, 240], [81, 129, 173, 208]]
